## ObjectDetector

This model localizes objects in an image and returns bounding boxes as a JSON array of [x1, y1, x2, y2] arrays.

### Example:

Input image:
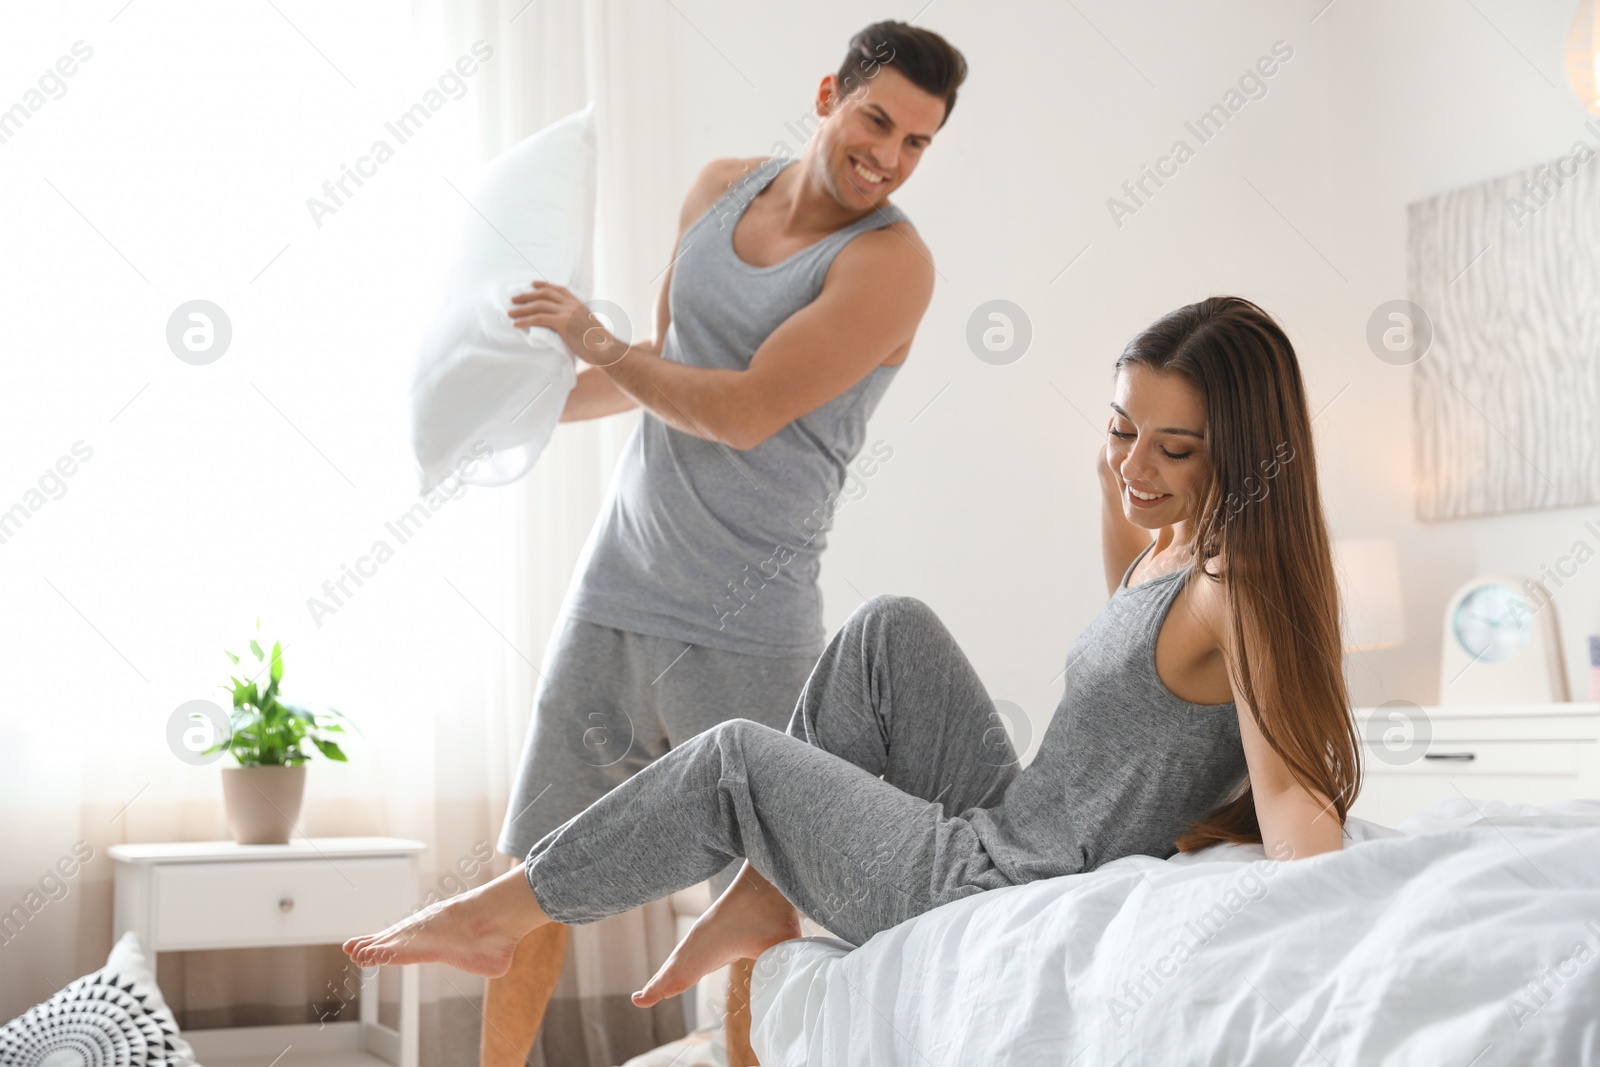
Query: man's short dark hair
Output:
[[835, 21, 968, 131]]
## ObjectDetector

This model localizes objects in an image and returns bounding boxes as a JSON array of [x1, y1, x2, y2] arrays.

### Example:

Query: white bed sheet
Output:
[[750, 800, 1600, 1066]]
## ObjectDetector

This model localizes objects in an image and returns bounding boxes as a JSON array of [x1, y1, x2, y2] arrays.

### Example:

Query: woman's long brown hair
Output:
[[1113, 296, 1362, 853]]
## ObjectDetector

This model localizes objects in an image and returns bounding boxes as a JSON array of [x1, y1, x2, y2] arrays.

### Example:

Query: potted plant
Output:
[[201, 619, 354, 845]]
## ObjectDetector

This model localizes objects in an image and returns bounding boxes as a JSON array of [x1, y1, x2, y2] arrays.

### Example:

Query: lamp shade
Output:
[[1333, 537, 1406, 651], [1568, 0, 1600, 114]]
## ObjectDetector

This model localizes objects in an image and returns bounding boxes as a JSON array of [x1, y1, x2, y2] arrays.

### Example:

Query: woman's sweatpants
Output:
[[522, 593, 1024, 948]]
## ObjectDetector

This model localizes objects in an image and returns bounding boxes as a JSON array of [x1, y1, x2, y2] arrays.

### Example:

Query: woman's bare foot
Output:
[[632, 862, 802, 1008], [342, 867, 551, 977]]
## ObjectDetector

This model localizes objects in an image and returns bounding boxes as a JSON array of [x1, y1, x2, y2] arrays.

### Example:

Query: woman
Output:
[[343, 295, 1363, 1010]]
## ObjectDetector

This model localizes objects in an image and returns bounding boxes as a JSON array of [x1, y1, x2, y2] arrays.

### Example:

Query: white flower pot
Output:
[[220, 764, 307, 845]]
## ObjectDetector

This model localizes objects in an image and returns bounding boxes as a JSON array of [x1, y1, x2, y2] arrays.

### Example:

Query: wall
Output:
[[649, 0, 1598, 758], [1325, 0, 1599, 704]]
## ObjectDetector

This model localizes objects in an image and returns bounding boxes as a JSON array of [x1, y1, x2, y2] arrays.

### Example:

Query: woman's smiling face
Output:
[[1107, 363, 1210, 529]]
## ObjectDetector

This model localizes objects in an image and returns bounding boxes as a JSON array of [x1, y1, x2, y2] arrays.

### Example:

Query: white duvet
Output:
[[750, 800, 1600, 1066]]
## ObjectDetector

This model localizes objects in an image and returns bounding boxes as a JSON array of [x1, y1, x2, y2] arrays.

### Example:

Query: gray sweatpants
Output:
[[523, 594, 1022, 947], [498, 614, 819, 898]]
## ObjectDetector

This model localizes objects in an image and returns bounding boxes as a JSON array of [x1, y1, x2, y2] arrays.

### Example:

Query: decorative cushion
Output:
[[409, 101, 597, 494], [0, 931, 195, 1067]]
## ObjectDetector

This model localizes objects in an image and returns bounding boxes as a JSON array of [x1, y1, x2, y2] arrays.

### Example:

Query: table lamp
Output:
[[1333, 537, 1406, 652]]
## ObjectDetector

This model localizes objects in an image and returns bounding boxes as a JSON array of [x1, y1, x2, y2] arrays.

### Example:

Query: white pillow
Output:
[[409, 102, 596, 494], [0, 930, 197, 1065]]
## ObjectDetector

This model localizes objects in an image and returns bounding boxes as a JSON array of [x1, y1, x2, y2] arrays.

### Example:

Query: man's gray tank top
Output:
[[969, 540, 1250, 879], [563, 157, 909, 658]]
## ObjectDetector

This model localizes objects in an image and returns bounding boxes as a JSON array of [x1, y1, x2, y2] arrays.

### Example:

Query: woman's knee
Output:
[[705, 716, 783, 755], [699, 719, 805, 801], [851, 592, 942, 633], [845, 594, 957, 663]]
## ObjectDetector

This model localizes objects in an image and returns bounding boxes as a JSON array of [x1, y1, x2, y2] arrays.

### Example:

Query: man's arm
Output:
[[559, 364, 638, 422], [551, 158, 747, 423], [590, 226, 934, 448], [522, 156, 933, 444]]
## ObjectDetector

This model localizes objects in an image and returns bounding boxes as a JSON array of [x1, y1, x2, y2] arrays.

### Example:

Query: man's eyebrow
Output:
[[866, 103, 933, 142], [1109, 402, 1205, 439]]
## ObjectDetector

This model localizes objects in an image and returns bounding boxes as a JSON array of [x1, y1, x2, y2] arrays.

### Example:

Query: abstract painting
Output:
[[1407, 137, 1600, 520]]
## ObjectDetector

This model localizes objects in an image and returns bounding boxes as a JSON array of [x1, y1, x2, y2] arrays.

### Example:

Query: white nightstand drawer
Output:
[[1349, 705, 1599, 828], [153, 857, 416, 950], [1364, 741, 1582, 777]]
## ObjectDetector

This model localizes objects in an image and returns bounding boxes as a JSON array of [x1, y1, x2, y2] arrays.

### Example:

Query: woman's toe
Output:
[[632, 967, 670, 1007]]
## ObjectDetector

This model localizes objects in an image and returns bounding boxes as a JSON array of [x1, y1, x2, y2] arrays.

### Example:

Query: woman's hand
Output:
[[508, 281, 620, 365]]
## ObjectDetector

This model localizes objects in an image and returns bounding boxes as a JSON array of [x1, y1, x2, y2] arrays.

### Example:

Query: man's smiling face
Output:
[[816, 64, 945, 208]]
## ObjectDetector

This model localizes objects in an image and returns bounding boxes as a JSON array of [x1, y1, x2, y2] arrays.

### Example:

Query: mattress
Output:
[[749, 799, 1600, 1066]]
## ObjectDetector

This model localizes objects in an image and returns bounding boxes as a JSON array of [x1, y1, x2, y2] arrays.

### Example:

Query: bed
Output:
[[748, 799, 1600, 1066]]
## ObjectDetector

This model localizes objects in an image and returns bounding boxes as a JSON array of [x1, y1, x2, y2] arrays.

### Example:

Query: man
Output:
[[487, 20, 967, 1066]]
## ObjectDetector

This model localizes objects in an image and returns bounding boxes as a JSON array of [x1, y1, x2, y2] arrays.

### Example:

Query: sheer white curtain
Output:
[[430, 0, 698, 1063], [0, 1, 686, 1064]]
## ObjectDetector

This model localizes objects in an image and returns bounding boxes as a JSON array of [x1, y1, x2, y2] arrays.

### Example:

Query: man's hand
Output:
[[508, 281, 624, 366]]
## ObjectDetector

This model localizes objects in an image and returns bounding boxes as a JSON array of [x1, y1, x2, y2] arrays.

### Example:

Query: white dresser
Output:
[[1349, 702, 1600, 828], [110, 837, 427, 1067]]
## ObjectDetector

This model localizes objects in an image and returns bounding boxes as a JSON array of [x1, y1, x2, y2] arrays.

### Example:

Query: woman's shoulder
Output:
[[1187, 546, 1232, 650]]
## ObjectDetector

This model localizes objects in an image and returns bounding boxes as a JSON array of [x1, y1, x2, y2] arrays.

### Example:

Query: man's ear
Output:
[[816, 73, 844, 117]]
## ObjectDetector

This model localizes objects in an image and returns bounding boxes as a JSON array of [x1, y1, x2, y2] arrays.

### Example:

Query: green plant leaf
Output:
[[323, 705, 363, 736], [224, 649, 239, 665], [217, 640, 357, 767], [311, 737, 348, 762], [190, 710, 230, 755]]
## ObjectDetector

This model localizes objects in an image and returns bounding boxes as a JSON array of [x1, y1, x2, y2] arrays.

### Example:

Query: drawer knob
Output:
[[279, 896, 295, 912]]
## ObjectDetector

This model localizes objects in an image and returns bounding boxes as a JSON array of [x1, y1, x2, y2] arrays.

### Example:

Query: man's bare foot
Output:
[[632, 862, 802, 1008], [342, 867, 551, 977]]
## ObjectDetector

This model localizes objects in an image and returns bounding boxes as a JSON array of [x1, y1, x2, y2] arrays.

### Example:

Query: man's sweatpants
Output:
[[498, 614, 818, 899]]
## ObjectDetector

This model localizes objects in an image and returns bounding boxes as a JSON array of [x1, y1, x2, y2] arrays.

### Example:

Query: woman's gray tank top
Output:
[[968, 540, 1250, 880], [563, 157, 909, 658]]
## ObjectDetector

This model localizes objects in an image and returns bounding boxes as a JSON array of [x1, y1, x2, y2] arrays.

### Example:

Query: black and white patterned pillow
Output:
[[0, 931, 196, 1067]]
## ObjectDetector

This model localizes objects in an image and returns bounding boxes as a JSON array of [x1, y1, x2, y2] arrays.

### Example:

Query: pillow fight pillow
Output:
[[409, 101, 597, 494], [0, 931, 196, 1066]]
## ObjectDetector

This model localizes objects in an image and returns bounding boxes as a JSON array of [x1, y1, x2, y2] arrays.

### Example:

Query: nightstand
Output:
[[1349, 702, 1600, 827], [110, 837, 427, 1067]]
